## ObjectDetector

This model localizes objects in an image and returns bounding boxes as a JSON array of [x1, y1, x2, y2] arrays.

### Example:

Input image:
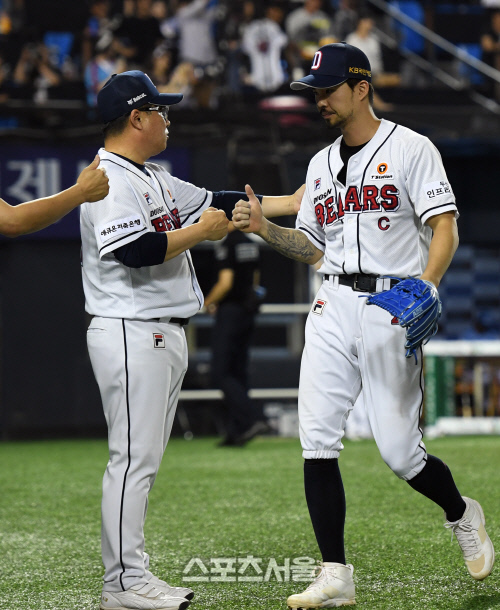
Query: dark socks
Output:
[[407, 454, 466, 522], [304, 458, 346, 564]]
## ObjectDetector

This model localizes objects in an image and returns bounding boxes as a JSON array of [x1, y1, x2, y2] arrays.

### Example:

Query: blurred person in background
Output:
[[84, 36, 127, 107], [0, 52, 12, 102], [345, 12, 383, 80], [82, 0, 120, 68], [151, 0, 179, 52], [12, 41, 63, 102], [176, 0, 221, 107], [333, 0, 359, 41], [176, 0, 219, 67], [346, 11, 397, 111], [218, 0, 257, 95], [241, 2, 289, 94], [481, 9, 500, 100], [0, 155, 108, 237], [113, 0, 165, 69], [147, 44, 175, 88], [147, 43, 196, 103], [204, 232, 269, 447], [286, 0, 336, 78]]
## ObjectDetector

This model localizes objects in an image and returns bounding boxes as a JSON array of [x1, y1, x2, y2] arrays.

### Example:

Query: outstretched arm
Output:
[[114, 207, 229, 268], [0, 155, 109, 238], [261, 183, 305, 217], [212, 183, 305, 230], [233, 184, 322, 265]]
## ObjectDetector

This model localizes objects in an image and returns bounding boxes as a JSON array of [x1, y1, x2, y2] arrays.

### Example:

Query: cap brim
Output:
[[290, 74, 347, 90], [151, 92, 184, 105]]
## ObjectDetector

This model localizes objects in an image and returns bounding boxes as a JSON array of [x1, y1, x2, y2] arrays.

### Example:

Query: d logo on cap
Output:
[[311, 51, 323, 70]]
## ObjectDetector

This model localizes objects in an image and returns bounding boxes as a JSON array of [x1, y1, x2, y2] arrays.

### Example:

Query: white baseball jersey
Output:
[[80, 148, 213, 320], [241, 19, 288, 92], [296, 119, 458, 277]]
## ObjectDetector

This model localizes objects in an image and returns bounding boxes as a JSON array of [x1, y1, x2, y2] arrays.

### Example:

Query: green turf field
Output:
[[0, 436, 499, 610]]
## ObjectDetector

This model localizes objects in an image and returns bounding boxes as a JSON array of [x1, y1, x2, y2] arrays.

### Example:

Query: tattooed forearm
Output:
[[263, 221, 321, 264]]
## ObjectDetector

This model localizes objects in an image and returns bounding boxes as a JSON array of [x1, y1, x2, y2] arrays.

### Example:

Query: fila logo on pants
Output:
[[153, 333, 165, 348], [312, 299, 327, 315]]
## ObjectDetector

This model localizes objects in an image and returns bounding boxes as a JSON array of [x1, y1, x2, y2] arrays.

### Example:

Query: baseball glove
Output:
[[366, 278, 442, 361]]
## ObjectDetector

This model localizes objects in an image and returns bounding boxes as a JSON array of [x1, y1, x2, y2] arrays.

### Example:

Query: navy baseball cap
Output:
[[97, 70, 183, 123], [290, 43, 371, 91]]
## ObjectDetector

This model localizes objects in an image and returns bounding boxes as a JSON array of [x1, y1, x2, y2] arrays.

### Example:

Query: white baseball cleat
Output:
[[287, 562, 356, 608], [148, 574, 194, 601], [100, 582, 190, 610], [445, 496, 495, 581]]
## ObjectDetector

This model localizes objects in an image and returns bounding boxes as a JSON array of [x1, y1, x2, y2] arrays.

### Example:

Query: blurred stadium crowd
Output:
[[0, 0, 498, 119]]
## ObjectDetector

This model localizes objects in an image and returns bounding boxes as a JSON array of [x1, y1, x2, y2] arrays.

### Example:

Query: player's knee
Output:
[[379, 447, 425, 480], [130, 444, 164, 476]]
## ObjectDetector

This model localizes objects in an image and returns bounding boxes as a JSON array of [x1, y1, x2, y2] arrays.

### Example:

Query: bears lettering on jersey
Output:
[[314, 184, 401, 228], [151, 207, 181, 232]]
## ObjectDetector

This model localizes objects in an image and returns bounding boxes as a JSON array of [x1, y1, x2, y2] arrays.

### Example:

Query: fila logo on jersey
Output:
[[312, 298, 327, 315], [143, 192, 153, 205], [153, 333, 165, 348], [314, 184, 400, 228], [314, 178, 321, 191]]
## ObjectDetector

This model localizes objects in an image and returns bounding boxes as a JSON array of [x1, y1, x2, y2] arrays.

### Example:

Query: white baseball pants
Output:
[[299, 276, 427, 480], [87, 316, 188, 592]]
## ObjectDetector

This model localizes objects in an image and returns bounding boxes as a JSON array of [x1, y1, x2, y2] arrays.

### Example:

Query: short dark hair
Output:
[[102, 113, 130, 140], [346, 78, 374, 107]]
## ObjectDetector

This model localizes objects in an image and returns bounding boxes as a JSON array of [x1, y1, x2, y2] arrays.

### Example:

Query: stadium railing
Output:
[[367, 0, 500, 114]]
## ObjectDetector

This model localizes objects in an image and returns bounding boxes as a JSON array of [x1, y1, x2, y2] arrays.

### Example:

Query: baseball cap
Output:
[[290, 42, 371, 91], [97, 70, 183, 123]]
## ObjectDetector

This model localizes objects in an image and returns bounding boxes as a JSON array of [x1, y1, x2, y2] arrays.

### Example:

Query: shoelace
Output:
[[444, 520, 480, 555], [304, 563, 327, 592], [303, 562, 341, 592]]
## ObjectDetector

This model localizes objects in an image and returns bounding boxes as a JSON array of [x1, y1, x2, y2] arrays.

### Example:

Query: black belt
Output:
[[89, 316, 189, 326], [171, 317, 189, 326], [324, 273, 400, 293], [153, 317, 190, 326]]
